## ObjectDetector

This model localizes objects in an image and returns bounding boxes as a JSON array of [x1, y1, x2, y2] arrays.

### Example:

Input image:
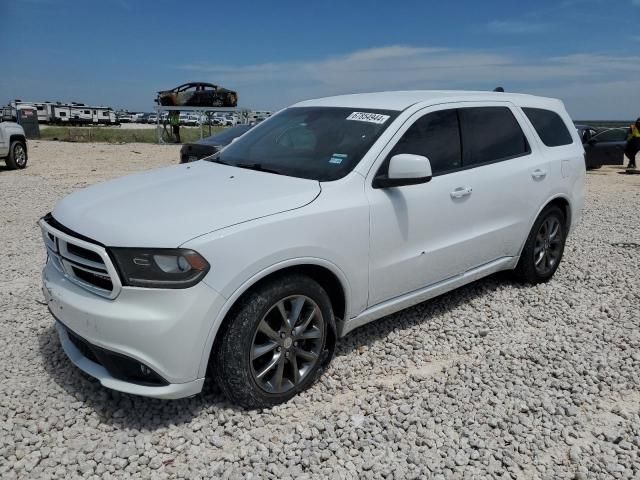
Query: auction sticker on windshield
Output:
[[346, 112, 390, 124]]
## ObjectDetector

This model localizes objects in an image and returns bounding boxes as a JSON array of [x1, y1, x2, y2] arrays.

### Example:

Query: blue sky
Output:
[[1, 0, 639, 119]]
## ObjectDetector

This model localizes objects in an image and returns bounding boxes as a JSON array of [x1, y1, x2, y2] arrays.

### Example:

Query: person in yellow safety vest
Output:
[[625, 117, 640, 169], [169, 110, 181, 144]]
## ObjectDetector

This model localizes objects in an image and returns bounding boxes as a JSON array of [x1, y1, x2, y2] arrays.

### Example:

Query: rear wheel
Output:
[[213, 275, 332, 408], [514, 205, 566, 284], [5, 141, 27, 170]]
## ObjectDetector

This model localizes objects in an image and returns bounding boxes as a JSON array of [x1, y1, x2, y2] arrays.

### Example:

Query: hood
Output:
[[52, 162, 321, 247]]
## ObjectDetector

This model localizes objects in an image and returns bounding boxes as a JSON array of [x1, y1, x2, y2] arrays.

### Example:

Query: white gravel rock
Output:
[[1, 142, 639, 478]]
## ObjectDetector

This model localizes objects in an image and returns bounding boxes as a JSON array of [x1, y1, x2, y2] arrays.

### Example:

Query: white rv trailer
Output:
[[50, 104, 71, 124], [11, 101, 117, 125], [32, 102, 56, 123], [68, 104, 93, 124]]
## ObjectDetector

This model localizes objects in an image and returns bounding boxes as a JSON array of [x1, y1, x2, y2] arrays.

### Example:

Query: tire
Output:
[[514, 205, 566, 284], [5, 141, 27, 170], [213, 274, 333, 408]]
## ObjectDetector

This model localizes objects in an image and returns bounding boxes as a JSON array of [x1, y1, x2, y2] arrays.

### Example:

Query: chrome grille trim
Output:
[[39, 218, 122, 299]]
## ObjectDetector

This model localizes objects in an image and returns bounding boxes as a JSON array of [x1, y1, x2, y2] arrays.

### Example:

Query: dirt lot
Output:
[[1, 140, 639, 479]]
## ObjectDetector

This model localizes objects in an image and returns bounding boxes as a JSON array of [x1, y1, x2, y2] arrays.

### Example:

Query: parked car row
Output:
[[132, 112, 241, 127]]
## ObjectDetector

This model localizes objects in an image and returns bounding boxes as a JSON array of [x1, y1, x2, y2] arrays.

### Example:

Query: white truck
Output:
[[0, 121, 28, 169]]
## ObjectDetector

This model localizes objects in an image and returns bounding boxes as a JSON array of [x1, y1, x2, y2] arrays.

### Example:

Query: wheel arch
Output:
[[198, 258, 350, 378], [9, 134, 27, 151], [544, 195, 571, 233], [517, 194, 571, 258]]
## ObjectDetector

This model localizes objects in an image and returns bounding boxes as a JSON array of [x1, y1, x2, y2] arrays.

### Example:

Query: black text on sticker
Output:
[[346, 112, 390, 124]]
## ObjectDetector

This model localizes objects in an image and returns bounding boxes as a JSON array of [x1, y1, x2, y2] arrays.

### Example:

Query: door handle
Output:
[[531, 169, 547, 180], [450, 187, 473, 199]]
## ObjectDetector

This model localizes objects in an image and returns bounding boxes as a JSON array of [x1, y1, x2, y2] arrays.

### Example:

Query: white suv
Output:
[[40, 91, 585, 407]]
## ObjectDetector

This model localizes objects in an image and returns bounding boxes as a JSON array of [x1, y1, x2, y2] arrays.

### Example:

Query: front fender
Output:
[[196, 256, 351, 378]]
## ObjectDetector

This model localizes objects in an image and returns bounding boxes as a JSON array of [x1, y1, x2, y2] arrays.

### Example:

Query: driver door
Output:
[[585, 128, 627, 165], [366, 107, 474, 304]]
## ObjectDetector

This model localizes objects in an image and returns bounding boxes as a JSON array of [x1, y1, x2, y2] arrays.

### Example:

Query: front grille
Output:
[[67, 242, 103, 263], [72, 267, 113, 291], [40, 215, 121, 298]]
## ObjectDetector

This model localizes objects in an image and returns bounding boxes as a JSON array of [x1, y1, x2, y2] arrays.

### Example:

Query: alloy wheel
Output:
[[14, 144, 26, 167], [533, 216, 562, 276], [250, 295, 324, 394]]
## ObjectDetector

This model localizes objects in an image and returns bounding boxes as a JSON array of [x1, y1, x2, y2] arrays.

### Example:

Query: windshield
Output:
[[209, 107, 399, 181]]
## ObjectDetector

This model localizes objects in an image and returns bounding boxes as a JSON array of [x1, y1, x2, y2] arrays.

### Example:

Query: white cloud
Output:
[[178, 45, 640, 119]]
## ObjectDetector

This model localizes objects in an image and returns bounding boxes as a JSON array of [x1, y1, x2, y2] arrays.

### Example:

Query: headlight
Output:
[[110, 248, 210, 289]]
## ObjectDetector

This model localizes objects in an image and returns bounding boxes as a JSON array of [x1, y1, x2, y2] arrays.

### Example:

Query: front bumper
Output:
[[55, 321, 204, 399], [42, 259, 226, 399]]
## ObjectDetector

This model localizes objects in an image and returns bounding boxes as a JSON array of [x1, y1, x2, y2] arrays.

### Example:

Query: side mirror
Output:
[[373, 154, 433, 189]]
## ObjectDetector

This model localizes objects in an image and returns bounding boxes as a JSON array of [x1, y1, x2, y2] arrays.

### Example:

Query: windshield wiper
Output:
[[207, 158, 283, 175], [235, 163, 283, 175], [207, 156, 227, 165]]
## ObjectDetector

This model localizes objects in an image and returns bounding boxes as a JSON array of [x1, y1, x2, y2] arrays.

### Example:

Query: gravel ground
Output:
[[1, 141, 640, 479]]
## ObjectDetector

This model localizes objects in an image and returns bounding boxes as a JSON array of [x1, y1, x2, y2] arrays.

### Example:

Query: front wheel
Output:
[[213, 275, 332, 408], [514, 205, 566, 284], [5, 141, 27, 170]]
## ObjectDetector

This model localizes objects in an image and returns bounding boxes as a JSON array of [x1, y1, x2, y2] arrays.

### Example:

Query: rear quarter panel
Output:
[[514, 99, 585, 233]]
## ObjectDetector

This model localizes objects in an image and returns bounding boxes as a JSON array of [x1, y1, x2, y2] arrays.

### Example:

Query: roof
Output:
[[292, 90, 560, 111]]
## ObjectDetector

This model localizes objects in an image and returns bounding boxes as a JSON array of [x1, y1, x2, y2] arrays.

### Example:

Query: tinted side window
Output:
[[388, 109, 461, 175], [460, 107, 530, 166], [592, 128, 627, 142], [523, 107, 573, 147]]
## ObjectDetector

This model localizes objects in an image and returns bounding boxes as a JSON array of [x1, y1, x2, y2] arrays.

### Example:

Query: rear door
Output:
[[457, 105, 547, 261]]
